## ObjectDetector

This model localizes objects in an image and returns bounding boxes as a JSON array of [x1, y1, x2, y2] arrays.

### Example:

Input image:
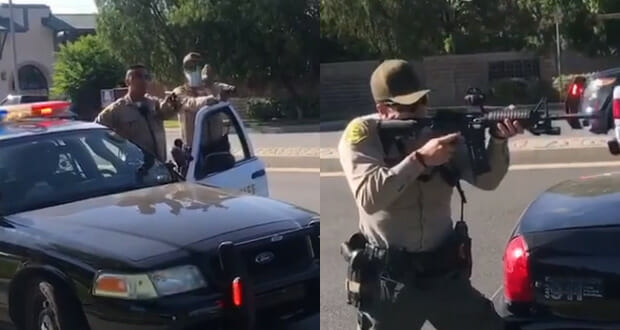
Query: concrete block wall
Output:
[[320, 50, 620, 120]]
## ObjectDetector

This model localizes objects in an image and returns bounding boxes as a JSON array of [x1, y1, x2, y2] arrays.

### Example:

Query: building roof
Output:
[[53, 14, 96, 30]]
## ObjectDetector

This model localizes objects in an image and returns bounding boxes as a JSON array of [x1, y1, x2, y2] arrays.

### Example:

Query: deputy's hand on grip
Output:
[[414, 132, 461, 166], [493, 119, 524, 139]]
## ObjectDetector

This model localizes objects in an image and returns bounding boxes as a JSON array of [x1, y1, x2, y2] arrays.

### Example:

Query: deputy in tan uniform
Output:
[[172, 52, 219, 147], [339, 59, 524, 330], [96, 64, 179, 162], [201, 64, 236, 101]]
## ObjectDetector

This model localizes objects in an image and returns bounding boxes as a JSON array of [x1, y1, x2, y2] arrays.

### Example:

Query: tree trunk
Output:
[[280, 75, 303, 120]]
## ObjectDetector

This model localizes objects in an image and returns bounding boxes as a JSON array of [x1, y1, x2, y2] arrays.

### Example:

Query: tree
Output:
[[95, 0, 318, 119], [320, 0, 532, 59], [51, 34, 125, 120]]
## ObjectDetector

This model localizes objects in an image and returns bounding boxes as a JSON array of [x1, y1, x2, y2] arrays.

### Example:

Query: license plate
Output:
[[541, 276, 604, 302]]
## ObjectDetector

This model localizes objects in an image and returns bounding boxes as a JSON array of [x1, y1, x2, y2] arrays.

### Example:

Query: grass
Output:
[[164, 120, 180, 129]]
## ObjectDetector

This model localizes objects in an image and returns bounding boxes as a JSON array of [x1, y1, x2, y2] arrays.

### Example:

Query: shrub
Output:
[[51, 34, 125, 120], [246, 98, 284, 121], [246, 96, 319, 122]]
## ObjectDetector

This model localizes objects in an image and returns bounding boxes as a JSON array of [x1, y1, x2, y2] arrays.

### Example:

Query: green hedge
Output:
[[246, 96, 319, 121]]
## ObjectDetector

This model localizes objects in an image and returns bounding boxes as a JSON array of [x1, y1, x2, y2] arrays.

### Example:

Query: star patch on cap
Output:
[[344, 118, 369, 144]]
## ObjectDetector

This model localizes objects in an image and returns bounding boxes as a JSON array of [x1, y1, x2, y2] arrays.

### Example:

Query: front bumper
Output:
[[84, 265, 319, 330], [493, 287, 620, 330]]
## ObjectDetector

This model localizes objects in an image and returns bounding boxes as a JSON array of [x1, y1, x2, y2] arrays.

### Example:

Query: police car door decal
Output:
[[187, 103, 269, 197]]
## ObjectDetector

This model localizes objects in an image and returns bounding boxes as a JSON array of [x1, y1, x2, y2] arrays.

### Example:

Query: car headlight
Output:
[[93, 265, 207, 300]]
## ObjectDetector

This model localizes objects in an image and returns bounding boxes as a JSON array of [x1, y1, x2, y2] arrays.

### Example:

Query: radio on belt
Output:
[[608, 86, 620, 155]]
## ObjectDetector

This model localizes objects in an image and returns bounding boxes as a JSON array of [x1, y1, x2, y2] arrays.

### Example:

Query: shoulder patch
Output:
[[344, 118, 369, 144]]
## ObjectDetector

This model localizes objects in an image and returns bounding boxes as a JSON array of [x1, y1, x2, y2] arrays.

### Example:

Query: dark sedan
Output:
[[493, 171, 620, 329], [0, 119, 319, 330]]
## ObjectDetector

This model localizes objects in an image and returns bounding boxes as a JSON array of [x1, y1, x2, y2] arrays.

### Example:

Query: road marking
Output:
[[510, 160, 620, 170], [320, 161, 620, 177], [267, 168, 320, 173]]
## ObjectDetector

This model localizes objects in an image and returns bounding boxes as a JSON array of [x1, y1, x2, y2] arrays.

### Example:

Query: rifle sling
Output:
[[383, 135, 467, 223]]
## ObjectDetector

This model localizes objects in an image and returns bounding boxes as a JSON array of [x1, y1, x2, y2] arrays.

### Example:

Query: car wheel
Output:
[[23, 277, 88, 330]]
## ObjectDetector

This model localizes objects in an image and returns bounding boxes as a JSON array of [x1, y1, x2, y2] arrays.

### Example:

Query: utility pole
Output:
[[8, 0, 19, 94], [554, 7, 562, 98]]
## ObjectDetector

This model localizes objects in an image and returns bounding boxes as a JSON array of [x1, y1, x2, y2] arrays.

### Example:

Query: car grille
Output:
[[209, 234, 314, 284]]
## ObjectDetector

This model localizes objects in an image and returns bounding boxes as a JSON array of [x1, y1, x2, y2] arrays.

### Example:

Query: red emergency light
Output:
[[0, 100, 71, 121]]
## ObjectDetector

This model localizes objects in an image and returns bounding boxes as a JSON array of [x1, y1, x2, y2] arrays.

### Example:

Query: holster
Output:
[[340, 232, 380, 308]]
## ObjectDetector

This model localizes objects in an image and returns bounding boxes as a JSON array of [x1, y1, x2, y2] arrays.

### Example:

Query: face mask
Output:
[[185, 71, 202, 87]]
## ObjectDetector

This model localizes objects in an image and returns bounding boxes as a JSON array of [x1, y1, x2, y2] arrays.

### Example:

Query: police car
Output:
[[100, 88, 269, 197], [0, 102, 319, 330]]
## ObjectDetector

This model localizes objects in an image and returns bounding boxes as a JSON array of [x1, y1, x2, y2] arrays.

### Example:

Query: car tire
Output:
[[22, 277, 88, 330]]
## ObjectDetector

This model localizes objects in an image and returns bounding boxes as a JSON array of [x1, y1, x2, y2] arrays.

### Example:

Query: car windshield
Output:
[[0, 129, 176, 215], [579, 76, 617, 113]]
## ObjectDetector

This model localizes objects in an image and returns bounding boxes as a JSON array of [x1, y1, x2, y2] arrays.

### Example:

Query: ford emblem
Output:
[[254, 251, 275, 264]]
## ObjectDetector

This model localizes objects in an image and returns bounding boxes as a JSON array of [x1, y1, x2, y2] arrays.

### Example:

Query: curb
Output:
[[246, 124, 320, 134], [320, 120, 348, 132]]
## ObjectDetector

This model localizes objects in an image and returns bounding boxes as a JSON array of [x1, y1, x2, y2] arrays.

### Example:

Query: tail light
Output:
[[613, 86, 620, 120], [568, 83, 583, 98], [232, 277, 243, 307], [503, 235, 533, 302]]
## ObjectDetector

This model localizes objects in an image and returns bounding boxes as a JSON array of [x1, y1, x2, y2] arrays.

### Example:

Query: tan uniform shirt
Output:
[[172, 85, 218, 147], [338, 114, 510, 252], [95, 94, 177, 161]]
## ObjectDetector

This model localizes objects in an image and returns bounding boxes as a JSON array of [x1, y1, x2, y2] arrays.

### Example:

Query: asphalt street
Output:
[[320, 166, 620, 330]]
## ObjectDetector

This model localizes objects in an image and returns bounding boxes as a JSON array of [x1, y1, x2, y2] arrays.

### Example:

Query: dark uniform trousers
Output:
[[358, 269, 503, 330]]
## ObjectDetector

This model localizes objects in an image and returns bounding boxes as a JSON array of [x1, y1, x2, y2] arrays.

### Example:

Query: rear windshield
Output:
[[579, 76, 617, 113]]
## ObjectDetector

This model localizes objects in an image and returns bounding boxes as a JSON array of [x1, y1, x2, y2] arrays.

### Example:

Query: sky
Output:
[[9, 0, 97, 13]]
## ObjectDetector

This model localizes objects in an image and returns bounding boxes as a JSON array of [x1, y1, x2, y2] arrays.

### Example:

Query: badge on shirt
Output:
[[344, 119, 368, 145]]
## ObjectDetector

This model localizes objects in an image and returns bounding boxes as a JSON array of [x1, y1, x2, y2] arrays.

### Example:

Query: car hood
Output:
[[517, 172, 620, 234], [6, 183, 316, 263]]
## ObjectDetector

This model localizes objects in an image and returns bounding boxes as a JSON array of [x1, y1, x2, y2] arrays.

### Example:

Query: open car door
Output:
[[186, 102, 269, 197]]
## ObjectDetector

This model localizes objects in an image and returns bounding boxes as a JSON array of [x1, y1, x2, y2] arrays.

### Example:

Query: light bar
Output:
[[0, 101, 71, 122]]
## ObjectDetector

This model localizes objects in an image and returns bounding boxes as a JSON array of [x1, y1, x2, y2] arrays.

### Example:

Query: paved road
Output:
[[320, 166, 620, 330]]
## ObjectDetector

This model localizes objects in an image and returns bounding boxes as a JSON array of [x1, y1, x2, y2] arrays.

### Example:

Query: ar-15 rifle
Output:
[[378, 88, 601, 176]]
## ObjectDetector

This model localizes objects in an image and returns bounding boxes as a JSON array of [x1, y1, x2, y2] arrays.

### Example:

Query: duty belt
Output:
[[366, 240, 461, 279]]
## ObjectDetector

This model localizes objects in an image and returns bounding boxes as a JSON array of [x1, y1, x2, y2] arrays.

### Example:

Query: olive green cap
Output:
[[370, 59, 430, 105]]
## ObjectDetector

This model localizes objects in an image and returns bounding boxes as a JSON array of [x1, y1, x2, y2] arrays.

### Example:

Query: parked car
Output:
[[564, 68, 620, 134], [493, 171, 620, 329], [0, 94, 49, 106]]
